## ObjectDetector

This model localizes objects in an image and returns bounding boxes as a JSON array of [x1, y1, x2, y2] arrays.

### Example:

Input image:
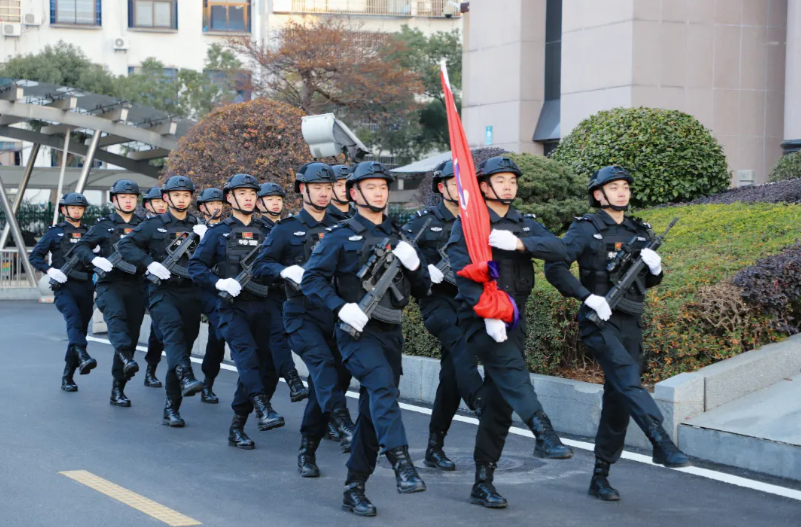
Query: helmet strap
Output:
[[304, 185, 328, 212], [201, 203, 223, 220], [260, 197, 284, 218], [165, 192, 189, 213], [61, 206, 83, 223], [439, 182, 459, 204], [355, 182, 387, 213], [481, 178, 515, 206], [600, 188, 629, 212], [229, 193, 255, 216]]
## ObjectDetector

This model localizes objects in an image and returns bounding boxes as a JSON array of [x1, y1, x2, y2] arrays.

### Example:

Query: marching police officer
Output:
[[401, 160, 485, 472], [544, 166, 690, 501], [328, 165, 355, 220], [447, 156, 572, 509], [117, 176, 206, 427], [302, 161, 431, 517], [30, 192, 97, 391], [190, 174, 284, 449], [195, 188, 228, 404], [253, 163, 355, 478], [73, 180, 145, 407], [141, 186, 167, 388], [253, 182, 309, 403]]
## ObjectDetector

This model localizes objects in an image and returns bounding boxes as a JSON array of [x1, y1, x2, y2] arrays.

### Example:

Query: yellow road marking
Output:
[[59, 470, 201, 526]]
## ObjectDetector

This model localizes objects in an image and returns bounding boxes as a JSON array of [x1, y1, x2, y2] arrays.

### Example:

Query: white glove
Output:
[[92, 245, 101, 254], [47, 267, 68, 284], [584, 294, 612, 321], [193, 224, 208, 239], [488, 229, 520, 251], [641, 248, 662, 275], [484, 318, 508, 343], [339, 303, 369, 333], [393, 241, 420, 271], [428, 264, 444, 284], [92, 257, 113, 273], [215, 278, 242, 297], [280, 265, 305, 285], [147, 261, 171, 281]]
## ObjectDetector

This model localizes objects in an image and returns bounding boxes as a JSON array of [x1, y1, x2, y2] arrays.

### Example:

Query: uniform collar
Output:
[[435, 201, 456, 222], [487, 205, 522, 224], [597, 209, 636, 230], [162, 210, 193, 224], [352, 212, 394, 235], [297, 208, 328, 228], [111, 212, 139, 224], [258, 216, 275, 228]]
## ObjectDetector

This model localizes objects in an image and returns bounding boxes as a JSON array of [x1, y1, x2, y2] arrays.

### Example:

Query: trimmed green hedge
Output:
[[403, 202, 801, 383], [768, 151, 801, 183]]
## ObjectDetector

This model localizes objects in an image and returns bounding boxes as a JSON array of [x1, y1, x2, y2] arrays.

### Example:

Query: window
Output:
[[533, 0, 562, 145], [128, 66, 178, 82], [205, 70, 252, 102], [0, 0, 22, 23], [129, 0, 176, 29], [203, 0, 250, 32], [50, 0, 102, 25]]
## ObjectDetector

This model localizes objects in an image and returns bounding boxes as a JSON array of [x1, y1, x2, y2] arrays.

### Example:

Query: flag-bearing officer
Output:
[[447, 156, 573, 508], [189, 174, 285, 449], [194, 187, 228, 404], [327, 164, 355, 221], [73, 180, 145, 407], [29, 192, 97, 391], [253, 162, 355, 477], [401, 160, 485, 472], [302, 161, 432, 517], [117, 175, 207, 427], [141, 186, 167, 388], [254, 181, 309, 403], [544, 166, 690, 501]]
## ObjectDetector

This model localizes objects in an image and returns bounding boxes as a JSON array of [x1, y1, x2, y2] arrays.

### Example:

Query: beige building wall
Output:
[[461, 0, 546, 154], [786, 0, 801, 145]]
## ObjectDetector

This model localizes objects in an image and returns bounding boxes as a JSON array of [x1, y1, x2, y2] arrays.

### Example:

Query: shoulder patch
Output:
[[293, 231, 306, 237], [593, 233, 603, 239], [57, 232, 64, 237], [524, 213, 537, 219], [349, 235, 363, 241], [575, 216, 592, 222]]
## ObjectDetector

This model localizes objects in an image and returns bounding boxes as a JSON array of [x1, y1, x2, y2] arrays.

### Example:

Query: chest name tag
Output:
[[238, 240, 258, 246], [638, 237, 647, 242], [294, 231, 306, 237], [430, 227, 443, 232], [349, 235, 363, 242], [593, 233, 603, 240]]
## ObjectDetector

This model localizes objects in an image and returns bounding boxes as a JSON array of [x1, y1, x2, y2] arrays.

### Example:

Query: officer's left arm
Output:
[[446, 219, 484, 308], [301, 233, 347, 314], [251, 227, 288, 284], [519, 220, 568, 262], [28, 230, 55, 272], [73, 221, 107, 266], [645, 266, 664, 288], [188, 227, 223, 289], [405, 241, 431, 298], [116, 221, 154, 267], [544, 221, 593, 301]]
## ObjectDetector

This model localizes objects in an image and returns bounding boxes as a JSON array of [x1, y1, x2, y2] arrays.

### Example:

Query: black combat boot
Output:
[[251, 394, 285, 431], [228, 414, 255, 450], [115, 349, 139, 378], [470, 462, 507, 509], [144, 364, 162, 388], [162, 397, 185, 427], [110, 379, 131, 407], [323, 419, 341, 442], [61, 363, 78, 392], [385, 446, 426, 494], [174, 364, 204, 397], [342, 471, 376, 517], [298, 436, 321, 478], [331, 407, 355, 453], [74, 346, 97, 375], [646, 420, 691, 468], [200, 376, 219, 404], [424, 430, 456, 471], [588, 458, 620, 501], [527, 410, 574, 459], [285, 370, 309, 402]]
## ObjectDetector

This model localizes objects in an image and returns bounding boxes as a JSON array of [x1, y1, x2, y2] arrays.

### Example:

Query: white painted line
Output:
[[86, 335, 801, 502]]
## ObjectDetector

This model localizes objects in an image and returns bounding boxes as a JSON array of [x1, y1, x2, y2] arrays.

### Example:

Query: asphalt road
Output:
[[1, 300, 800, 526]]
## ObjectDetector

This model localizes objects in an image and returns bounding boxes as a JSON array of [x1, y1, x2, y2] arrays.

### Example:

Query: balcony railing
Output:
[[0, 249, 40, 289], [0, 0, 21, 23], [284, 0, 460, 17]]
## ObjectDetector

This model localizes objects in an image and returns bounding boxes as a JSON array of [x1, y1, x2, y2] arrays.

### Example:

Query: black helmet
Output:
[[476, 156, 522, 180], [294, 162, 336, 193], [224, 173, 260, 194], [330, 165, 352, 181], [346, 161, 395, 193], [431, 160, 456, 194], [59, 192, 89, 208], [162, 175, 195, 194], [110, 179, 140, 197], [142, 187, 162, 203], [258, 182, 286, 198], [197, 188, 224, 204], [588, 166, 634, 210]]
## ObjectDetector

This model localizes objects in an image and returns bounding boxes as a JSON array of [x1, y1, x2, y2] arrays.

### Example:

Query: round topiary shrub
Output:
[[768, 151, 801, 183], [508, 152, 590, 233], [552, 107, 731, 207]]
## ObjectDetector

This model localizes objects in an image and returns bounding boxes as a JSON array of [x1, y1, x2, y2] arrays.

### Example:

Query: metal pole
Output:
[[53, 127, 71, 226], [0, 143, 40, 249], [0, 175, 37, 287], [74, 130, 100, 194]]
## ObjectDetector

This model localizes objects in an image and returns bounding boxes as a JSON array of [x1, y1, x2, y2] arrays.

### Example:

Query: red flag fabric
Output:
[[440, 61, 517, 326]]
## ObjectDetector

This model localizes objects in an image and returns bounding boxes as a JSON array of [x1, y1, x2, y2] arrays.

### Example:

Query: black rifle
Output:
[[94, 242, 137, 279], [588, 217, 678, 327], [341, 218, 431, 340], [146, 232, 199, 286], [50, 246, 89, 291], [218, 245, 269, 305], [434, 246, 457, 286]]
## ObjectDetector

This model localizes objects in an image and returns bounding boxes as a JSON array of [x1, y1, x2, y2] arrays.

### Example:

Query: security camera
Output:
[[443, 2, 462, 18], [301, 113, 371, 162]]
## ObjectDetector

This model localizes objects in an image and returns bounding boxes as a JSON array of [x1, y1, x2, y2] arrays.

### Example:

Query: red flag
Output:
[[441, 61, 518, 326]]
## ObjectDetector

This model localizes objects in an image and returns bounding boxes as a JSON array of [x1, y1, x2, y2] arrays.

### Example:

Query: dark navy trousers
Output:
[[94, 280, 145, 382], [54, 279, 94, 365]]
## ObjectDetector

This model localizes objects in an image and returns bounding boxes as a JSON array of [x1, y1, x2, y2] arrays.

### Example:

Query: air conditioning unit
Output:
[[2, 23, 21, 37], [113, 37, 129, 51], [23, 13, 42, 26]]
